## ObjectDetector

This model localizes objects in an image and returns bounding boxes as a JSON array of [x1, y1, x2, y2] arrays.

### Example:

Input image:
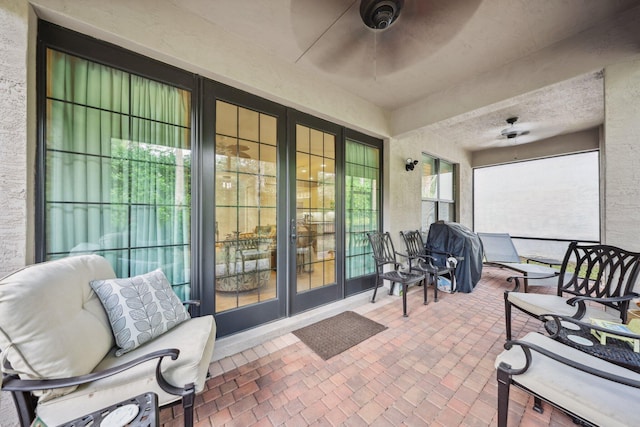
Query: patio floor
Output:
[[159, 266, 580, 427]]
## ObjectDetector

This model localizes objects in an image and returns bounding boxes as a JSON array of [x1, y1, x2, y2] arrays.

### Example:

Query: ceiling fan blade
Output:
[[293, 0, 482, 76], [297, 2, 375, 75], [375, 0, 482, 75]]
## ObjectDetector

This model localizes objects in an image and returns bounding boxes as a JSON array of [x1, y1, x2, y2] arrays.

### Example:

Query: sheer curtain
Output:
[[345, 141, 379, 279], [45, 49, 192, 298]]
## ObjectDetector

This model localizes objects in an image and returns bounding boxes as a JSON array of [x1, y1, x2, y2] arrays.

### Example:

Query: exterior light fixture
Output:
[[405, 158, 419, 171]]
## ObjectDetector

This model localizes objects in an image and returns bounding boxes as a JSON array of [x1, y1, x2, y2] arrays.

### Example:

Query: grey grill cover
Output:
[[426, 222, 483, 293]]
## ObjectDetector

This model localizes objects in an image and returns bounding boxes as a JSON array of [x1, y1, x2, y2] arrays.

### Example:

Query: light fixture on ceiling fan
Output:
[[360, 0, 404, 30], [500, 116, 530, 139]]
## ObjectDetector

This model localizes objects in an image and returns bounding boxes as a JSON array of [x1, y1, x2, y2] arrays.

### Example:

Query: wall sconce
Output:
[[405, 158, 419, 171]]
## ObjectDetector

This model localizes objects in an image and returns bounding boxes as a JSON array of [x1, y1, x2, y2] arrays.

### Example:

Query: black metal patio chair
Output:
[[400, 230, 457, 303], [504, 241, 640, 340], [367, 231, 425, 317]]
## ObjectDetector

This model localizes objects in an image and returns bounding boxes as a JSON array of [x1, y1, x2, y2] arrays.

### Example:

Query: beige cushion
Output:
[[507, 292, 622, 322], [36, 315, 216, 425], [0, 255, 116, 398], [495, 332, 640, 427]]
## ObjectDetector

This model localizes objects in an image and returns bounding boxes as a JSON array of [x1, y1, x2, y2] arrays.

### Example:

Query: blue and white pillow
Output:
[[90, 269, 190, 356]]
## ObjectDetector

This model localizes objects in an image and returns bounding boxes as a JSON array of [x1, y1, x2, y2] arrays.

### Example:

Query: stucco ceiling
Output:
[[167, 0, 640, 151]]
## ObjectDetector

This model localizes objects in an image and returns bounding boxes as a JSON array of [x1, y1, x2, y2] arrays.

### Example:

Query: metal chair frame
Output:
[[400, 230, 457, 302], [505, 241, 640, 340], [367, 231, 425, 317]]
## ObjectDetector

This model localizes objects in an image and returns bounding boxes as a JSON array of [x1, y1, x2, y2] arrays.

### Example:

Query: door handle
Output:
[[290, 219, 297, 244]]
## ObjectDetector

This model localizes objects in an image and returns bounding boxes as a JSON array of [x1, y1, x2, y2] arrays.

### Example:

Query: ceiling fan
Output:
[[292, 0, 481, 77], [500, 117, 530, 139]]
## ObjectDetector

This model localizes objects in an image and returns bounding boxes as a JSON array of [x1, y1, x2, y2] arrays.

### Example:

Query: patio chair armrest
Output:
[[567, 293, 639, 305], [408, 253, 436, 262], [564, 293, 639, 319], [407, 253, 437, 265], [183, 299, 201, 315], [540, 313, 640, 341], [1, 348, 180, 393], [499, 339, 640, 388], [426, 248, 451, 256], [506, 272, 558, 292]]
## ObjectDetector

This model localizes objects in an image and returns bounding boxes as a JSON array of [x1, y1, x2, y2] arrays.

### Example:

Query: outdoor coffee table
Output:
[[57, 392, 159, 427]]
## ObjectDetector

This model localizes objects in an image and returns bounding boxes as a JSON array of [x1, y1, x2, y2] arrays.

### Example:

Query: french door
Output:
[[202, 85, 347, 334], [202, 83, 287, 336], [288, 112, 343, 314]]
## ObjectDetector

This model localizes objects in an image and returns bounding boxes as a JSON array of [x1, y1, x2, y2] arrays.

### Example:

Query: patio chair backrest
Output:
[[557, 242, 640, 303], [367, 231, 398, 268], [400, 230, 425, 259], [477, 232, 521, 263]]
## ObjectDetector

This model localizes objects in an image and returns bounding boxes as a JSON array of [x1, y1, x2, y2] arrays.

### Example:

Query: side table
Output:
[[57, 392, 159, 427], [545, 320, 640, 373]]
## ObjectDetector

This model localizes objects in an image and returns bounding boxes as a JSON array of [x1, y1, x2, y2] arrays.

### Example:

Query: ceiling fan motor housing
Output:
[[360, 0, 404, 29]]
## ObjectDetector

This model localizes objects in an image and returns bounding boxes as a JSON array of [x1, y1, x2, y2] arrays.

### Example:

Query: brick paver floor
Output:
[[160, 267, 579, 426]]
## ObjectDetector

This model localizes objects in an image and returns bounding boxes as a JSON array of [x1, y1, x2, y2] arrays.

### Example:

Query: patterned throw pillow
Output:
[[90, 269, 190, 356]]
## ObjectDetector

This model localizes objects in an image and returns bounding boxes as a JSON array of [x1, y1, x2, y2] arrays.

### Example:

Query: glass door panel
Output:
[[289, 115, 341, 314], [295, 125, 336, 293], [202, 82, 286, 337], [214, 101, 278, 313]]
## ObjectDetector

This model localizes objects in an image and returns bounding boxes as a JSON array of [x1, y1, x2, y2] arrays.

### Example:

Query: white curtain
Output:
[[45, 49, 192, 299]]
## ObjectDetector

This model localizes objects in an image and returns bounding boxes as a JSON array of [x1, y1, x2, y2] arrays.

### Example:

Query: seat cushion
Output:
[[90, 269, 191, 356], [507, 292, 622, 322], [0, 255, 116, 399], [36, 314, 216, 425], [495, 332, 640, 427]]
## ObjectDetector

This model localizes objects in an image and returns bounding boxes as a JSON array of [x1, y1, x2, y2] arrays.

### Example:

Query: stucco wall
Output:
[[603, 57, 640, 251], [0, 0, 29, 276], [384, 129, 473, 241]]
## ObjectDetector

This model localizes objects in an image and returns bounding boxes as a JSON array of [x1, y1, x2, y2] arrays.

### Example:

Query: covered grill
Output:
[[425, 221, 483, 293]]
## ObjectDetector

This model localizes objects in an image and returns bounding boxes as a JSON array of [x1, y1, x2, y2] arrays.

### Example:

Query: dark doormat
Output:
[[293, 311, 387, 360]]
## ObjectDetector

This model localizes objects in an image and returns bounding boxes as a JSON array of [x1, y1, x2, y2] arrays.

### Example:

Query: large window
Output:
[[345, 140, 380, 279], [474, 152, 600, 241], [422, 154, 455, 231], [42, 48, 192, 298]]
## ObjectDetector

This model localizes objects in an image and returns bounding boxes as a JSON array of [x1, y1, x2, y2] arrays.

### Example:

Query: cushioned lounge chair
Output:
[[0, 255, 216, 427], [495, 328, 640, 427], [478, 232, 559, 292]]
